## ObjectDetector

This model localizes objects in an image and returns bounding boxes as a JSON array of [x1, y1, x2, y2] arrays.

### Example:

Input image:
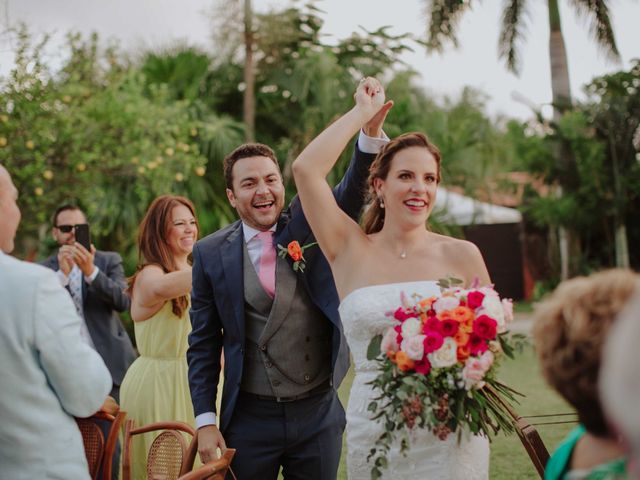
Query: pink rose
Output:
[[440, 319, 459, 337], [381, 327, 399, 354], [462, 350, 494, 389], [468, 333, 488, 356], [473, 315, 498, 340], [462, 360, 485, 389], [467, 291, 485, 309], [423, 316, 442, 335], [423, 331, 444, 354], [414, 358, 431, 375], [479, 350, 495, 370], [401, 335, 426, 361]]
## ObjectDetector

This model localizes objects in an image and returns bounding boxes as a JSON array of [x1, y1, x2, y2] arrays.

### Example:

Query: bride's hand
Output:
[[353, 77, 386, 123]]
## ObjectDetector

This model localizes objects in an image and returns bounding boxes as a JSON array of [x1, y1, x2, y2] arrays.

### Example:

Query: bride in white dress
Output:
[[292, 78, 492, 479]]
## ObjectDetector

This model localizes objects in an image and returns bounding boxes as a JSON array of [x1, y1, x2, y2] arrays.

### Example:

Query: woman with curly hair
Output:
[[532, 268, 639, 480]]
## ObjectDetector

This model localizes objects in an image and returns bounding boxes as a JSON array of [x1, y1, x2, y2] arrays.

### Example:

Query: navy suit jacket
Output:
[[187, 143, 375, 432], [41, 250, 137, 391]]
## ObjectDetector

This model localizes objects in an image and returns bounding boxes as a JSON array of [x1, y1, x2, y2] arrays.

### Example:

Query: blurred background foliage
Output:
[[0, 0, 638, 283]]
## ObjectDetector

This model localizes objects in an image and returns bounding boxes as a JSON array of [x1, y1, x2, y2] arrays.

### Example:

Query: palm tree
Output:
[[243, 0, 255, 141], [423, 0, 621, 278]]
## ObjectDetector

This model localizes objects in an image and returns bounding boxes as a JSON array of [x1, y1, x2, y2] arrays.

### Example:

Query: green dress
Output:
[[545, 425, 628, 480], [120, 301, 195, 479]]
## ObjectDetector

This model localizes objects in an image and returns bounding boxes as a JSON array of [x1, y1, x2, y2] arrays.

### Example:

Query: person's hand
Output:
[[364, 100, 394, 138], [353, 77, 386, 123], [74, 243, 96, 277], [197, 425, 227, 464], [99, 396, 119, 415], [58, 246, 76, 276]]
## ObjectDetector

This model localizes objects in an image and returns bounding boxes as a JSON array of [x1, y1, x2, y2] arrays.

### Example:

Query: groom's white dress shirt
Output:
[[0, 251, 112, 479]]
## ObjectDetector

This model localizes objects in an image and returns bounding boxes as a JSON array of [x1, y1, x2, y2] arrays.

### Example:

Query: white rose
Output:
[[479, 295, 506, 333], [428, 337, 458, 368], [401, 335, 426, 361], [401, 317, 422, 339], [433, 296, 459, 314]]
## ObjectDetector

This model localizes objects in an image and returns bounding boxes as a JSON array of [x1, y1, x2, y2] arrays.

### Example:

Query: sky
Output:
[[1, 0, 638, 120]]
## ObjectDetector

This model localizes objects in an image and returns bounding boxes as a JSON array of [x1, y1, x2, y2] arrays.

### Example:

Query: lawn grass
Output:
[[513, 301, 534, 314], [332, 343, 575, 479]]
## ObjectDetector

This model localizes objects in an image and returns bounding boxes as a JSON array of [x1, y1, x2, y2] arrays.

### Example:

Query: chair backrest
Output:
[[76, 409, 126, 480], [515, 412, 579, 478], [177, 449, 236, 480], [483, 384, 577, 479], [513, 416, 551, 478], [122, 420, 198, 480]]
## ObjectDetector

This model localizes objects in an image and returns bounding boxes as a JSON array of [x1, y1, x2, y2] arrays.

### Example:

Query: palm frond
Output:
[[569, 0, 620, 61], [424, 0, 474, 52], [498, 0, 529, 74]]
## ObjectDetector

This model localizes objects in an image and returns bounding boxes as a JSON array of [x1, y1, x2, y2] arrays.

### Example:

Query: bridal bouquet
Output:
[[366, 278, 522, 479]]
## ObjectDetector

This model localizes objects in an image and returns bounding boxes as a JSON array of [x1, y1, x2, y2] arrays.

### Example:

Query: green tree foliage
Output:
[[514, 61, 640, 271], [0, 26, 208, 264]]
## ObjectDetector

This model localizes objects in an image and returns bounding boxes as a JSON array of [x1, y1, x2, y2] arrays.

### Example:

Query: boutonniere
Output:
[[277, 240, 317, 272]]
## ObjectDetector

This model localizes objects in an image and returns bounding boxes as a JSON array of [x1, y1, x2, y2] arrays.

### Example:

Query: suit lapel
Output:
[[220, 223, 246, 337], [258, 246, 298, 345]]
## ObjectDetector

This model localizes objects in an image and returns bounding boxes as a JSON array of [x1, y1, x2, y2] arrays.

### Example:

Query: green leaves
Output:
[[367, 334, 383, 361]]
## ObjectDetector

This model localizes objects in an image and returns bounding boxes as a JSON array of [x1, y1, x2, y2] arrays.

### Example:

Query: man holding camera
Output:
[[41, 204, 136, 401]]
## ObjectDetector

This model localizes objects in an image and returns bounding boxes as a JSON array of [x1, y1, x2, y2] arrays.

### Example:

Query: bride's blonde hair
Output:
[[362, 132, 441, 234]]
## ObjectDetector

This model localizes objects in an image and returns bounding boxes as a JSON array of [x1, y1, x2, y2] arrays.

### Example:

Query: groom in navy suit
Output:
[[188, 83, 390, 480]]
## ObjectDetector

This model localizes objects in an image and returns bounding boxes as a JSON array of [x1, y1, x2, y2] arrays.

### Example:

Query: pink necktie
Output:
[[257, 231, 276, 298]]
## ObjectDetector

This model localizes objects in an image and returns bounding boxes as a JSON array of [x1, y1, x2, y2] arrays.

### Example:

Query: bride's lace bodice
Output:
[[338, 281, 490, 480]]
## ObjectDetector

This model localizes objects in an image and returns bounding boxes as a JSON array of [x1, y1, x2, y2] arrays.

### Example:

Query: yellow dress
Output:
[[120, 301, 195, 480]]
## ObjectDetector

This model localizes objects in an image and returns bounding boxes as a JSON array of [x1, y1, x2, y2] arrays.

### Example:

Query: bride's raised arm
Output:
[[292, 78, 390, 264]]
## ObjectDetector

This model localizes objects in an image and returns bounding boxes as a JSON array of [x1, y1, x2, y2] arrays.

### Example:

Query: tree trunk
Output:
[[547, 0, 578, 279], [615, 224, 630, 268], [243, 0, 255, 142]]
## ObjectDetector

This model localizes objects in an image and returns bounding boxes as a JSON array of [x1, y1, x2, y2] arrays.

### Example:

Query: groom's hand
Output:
[[364, 100, 394, 138], [197, 425, 227, 463]]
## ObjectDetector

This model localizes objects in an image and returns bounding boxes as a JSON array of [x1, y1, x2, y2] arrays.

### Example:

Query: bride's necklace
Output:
[[399, 249, 407, 259]]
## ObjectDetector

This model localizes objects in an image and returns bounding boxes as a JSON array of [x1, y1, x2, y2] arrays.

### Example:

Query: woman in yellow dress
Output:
[[120, 195, 199, 479]]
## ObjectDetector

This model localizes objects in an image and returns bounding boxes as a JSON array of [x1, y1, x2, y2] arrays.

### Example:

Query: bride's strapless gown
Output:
[[339, 281, 490, 480]]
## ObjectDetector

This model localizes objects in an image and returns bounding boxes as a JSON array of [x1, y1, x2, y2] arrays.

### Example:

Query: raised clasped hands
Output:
[[354, 77, 394, 138]]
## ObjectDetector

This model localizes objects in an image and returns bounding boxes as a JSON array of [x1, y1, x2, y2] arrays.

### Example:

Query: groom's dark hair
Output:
[[223, 143, 280, 190]]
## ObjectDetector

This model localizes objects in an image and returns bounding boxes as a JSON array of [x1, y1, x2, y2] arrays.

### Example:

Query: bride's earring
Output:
[[378, 196, 385, 209]]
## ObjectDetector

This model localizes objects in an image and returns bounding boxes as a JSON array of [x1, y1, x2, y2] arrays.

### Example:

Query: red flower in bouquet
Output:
[[473, 314, 498, 340]]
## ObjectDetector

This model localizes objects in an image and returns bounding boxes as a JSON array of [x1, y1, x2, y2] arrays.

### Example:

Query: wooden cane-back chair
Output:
[[76, 409, 126, 480], [177, 449, 236, 480], [122, 420, 198, 480]]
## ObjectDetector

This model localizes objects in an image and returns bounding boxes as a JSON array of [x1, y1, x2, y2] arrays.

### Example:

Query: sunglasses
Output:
[[55, 223, 88, 233]]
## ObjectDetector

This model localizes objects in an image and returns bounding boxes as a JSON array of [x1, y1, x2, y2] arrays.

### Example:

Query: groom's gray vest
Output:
[[240, 244, 332, 399]]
